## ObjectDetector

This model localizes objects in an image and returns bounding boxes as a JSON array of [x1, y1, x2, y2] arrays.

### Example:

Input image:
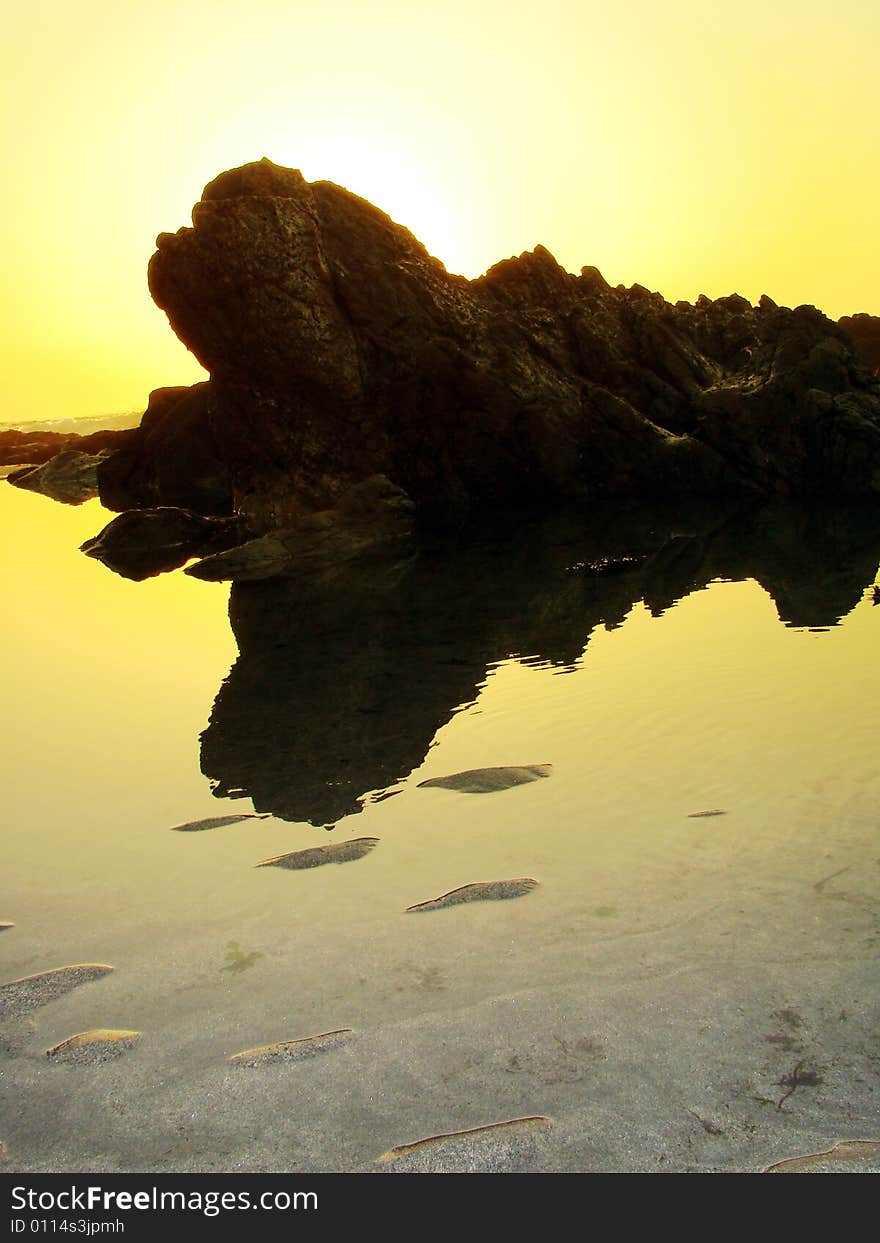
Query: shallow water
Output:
[[1, 483, 879, 1172]]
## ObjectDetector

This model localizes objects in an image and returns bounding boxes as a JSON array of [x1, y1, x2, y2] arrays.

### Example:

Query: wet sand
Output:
[[2, 798, 879, 1174], [1, 486, 879, 1173]]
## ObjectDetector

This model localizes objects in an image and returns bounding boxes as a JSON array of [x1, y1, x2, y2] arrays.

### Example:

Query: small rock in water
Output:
[[7, 449, 109, 505], [417, 764, 552, 794], [46, 1029, 141, 1065], [81, 508, 244, 581], [687, 809, 728, 818], [0, 965, 114, 1021], [255, 838, 379, 870], [377, 1116, 554, 1172], [170, 813, 270, 832], [406, 878, 539, 913], [0, 923, 13, 932], [229, 1029, 354, 1066], [185, 476, 414, 582]]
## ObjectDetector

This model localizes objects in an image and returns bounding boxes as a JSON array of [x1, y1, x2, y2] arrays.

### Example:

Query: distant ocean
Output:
[[0, 411, 141, 435]]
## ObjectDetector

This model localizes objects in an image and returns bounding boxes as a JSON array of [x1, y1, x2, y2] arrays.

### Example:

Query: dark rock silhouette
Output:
[[0, 426, 134, 469], [84, 157, 880, 552], [185, 474, 414, 581], [199, 500, 880, 825], [80, 507, 245, 580], [97, 384, 233, 516], [7, 160, 880, 585], [839, 313, 880, 375], [9, 450, 110, 505]]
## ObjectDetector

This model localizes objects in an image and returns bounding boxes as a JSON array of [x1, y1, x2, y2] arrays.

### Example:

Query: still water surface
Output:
[[1, 483, 878, 1171]]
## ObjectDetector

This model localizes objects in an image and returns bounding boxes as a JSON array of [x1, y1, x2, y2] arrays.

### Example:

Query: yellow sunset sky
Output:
[[2, 0, 878, 422]]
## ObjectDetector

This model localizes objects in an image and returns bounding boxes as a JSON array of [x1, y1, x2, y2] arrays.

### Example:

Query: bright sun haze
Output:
[[2, 0, 878, 421]]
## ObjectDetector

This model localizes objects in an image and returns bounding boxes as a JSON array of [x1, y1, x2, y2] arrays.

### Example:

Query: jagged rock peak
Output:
[[121, 159, 880, 540], [201, 157, 309, 202], [839, 312, 880, 374]]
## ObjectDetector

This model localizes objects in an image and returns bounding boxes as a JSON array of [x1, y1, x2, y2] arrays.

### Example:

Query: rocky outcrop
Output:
[[839, 313, 880, 375], [0, 425, 134, 468], [96, 384, 233, 516], [130, 157, 880, 538], [8, 450, 111, 505], [80, 507, 245, 580], [11, 158, 875, 580], [185, 475, 414, 581]]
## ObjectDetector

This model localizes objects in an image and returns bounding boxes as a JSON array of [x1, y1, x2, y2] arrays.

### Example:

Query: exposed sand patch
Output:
[[170, 813, 270, 832], [46, 1029, 142, 1065], [417, 764, 552, 794], [229, 1029, 354, 1066], [0, 965, 114, 1021], [377, 1116, 554, 1172], [406, 878, 539, 912], [255, 838, 378, 870], [763, 1139, 880, 1173]]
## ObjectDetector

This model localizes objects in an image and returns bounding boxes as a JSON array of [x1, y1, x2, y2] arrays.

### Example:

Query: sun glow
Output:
[[244, 127, 470, 275], [2, 0, 878, 422]]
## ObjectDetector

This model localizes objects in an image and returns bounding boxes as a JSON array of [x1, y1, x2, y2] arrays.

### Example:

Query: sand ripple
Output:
[[46, 1029, 141, 1065], [406, 878, 538, 912], [229, 1029, 354, 1066], [0, 964, 114, 1021], [377, 1116, 554, 1172], [256, 839, 378, 870], [417, 764, 552, 794]]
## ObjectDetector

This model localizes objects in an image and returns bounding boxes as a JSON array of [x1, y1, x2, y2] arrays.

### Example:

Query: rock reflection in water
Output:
[[199, 501, 880, 825]]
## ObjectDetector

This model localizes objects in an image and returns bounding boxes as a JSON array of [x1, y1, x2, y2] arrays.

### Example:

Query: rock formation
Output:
[[135, 158, 880, 546], [839, 313, 880, 375], [8, 450, 111, 505], [0, 426, 134, 469], [185, 474, 414, 582], [96, 384, 233, 516], [80, 507, 245, 580], [8, 158, 880, 579]]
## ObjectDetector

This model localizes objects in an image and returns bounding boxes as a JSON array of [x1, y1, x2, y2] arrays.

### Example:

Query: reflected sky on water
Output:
[[1, 482, 878, 1172]]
